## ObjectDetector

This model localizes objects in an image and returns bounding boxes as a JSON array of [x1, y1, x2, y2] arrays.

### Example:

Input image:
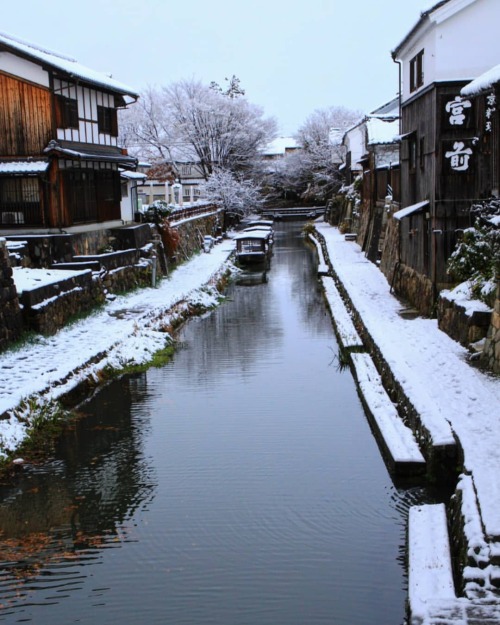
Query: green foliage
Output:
[[447, 200, 500, 304], [13, 395, 67, 432]]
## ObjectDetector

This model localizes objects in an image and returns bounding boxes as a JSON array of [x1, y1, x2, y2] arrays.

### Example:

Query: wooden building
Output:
[[0, 32, 138, 233], [391, 0, 500, 314], [340, 98, 400, 262], [461, 66, 500, 199]]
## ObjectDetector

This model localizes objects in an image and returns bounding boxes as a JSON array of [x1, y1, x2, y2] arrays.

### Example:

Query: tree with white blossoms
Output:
[[201, 169, 262, 225], [294, 106, 362, 202], [120, 77, 277, 180]]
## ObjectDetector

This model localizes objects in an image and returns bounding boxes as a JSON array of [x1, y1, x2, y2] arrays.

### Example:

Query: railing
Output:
[[168, 203, 219, 223]]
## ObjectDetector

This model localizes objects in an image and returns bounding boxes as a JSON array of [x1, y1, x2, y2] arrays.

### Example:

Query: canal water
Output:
[[0, 222, 439, 624]]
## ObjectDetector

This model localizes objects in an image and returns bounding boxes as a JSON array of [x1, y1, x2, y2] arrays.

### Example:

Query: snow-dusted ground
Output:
[[315, 222, 500, 623], [316, 223, 500, 539], [0, 240, 235, 457]]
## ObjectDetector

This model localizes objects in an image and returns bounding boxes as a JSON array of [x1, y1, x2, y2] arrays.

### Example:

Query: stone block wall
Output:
[[482, 282, 500, 374], [0, 239, 23, 350], [437, 294, 492, 348], [172, 213, 221, 261], [22, 276, 105, 335], [379, 210, 400, 282], [390, 262, 435, 317]]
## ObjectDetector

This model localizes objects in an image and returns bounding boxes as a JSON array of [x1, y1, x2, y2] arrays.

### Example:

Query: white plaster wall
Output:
[[344, 125, 366, 170], [398, 0, 500, 103], [435, 0, 500, 81], [398, 26, 436, 102], [0, 52, 49, 87], [120, 184, 134, 222], [54, 79, 118, 146]]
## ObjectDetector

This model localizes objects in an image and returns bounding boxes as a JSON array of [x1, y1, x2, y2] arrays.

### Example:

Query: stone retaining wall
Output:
[[390, 261, 435, 317], [172, 212, 222, 261], [0, 239, 23, 350], [314, 230, 459, 478], [437, 293, 492, 348], [22, 274, 105, 335], [0, 213, 221, 348], [379, 211, 400, 284], [483, 282, 500, 374]]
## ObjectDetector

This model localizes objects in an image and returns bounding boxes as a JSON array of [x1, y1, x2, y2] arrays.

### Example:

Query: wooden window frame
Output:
[[419, 137, 425, 170], [97, 105, 118, 136], [55, 95, 79, 129], [410, 50, 424, 93], [409, 134, 418, 173]]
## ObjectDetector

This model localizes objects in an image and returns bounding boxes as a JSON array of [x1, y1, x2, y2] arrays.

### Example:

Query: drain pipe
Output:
[[151, 253, 157, 287]]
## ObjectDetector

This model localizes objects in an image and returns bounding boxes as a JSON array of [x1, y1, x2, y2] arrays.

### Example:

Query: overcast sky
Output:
[[3, 0, 432, 135]]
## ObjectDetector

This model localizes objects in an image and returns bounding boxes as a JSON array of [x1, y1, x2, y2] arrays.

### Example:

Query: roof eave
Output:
[[391, 0, 451, 59]]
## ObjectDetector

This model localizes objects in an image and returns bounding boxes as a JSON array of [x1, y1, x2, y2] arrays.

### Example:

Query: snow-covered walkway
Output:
[[316, 222, 500, 537], [0, 241, 234, 454], [315, 222, 500, 623]]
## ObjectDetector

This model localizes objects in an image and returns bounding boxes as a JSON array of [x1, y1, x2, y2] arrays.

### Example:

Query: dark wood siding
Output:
[[400, 87, 437, 210], [0, 72, 52, 156], [399, 82, 479, 286], [61, 167, 121, 226]]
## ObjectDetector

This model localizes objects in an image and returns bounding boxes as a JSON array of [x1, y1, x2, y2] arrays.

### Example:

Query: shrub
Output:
[[447, 199, 500, 304]]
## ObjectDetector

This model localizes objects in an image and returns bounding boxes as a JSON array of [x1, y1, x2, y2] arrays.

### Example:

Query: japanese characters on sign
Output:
[[445, 96, 472, 126], [442, 95, 475, 174], [444, 141, 473, 172], [485, 91, 496, 133]]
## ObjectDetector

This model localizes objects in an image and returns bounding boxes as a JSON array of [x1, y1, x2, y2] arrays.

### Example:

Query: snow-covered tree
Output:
[[260, 150, 311, 203], [261, 106, 362, 204], [201, 169, 262, 223], [294, 106, 362, 202], [119, 86, 177, 164], [120, 79, 277, 180]]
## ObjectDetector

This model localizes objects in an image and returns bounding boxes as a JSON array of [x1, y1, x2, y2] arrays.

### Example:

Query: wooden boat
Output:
[[234, 230, 273, 267]]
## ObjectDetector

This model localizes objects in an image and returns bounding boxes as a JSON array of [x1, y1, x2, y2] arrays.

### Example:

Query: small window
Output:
[[97, 105, 118, 136], [419, 137, 425, 169], [409, 135, 417, 173], [410, 50, 424, 93], [56, 95, 79, 129]]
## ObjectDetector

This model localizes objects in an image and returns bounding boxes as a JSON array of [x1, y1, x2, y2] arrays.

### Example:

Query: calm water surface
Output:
[[0, 223, 439, 624]]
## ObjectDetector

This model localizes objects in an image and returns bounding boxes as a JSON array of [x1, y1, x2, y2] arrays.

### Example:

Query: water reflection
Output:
[[0, 377, 156, 619]]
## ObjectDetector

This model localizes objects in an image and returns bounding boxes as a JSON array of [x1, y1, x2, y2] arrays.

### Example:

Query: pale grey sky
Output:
[[3, 0, 431, 134]]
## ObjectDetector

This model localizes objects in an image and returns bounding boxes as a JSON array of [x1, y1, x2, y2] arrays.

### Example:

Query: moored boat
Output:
[[234, 230, 273, 268]]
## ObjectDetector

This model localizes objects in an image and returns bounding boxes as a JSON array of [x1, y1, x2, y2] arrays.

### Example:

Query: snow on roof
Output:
[[234, 230, 271, 240], [0, 31, 138, 98], [366, 117, 400, 145], [462, 64, 500, 97], [120, 170, 147, 181], [261, 137, 300, 156], [370, 97, 400, 117], [393, 200, 429, 220], [0, 161, 48, 175]]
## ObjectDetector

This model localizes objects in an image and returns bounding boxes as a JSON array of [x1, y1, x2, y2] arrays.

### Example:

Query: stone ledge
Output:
[[438, 294, 492, 347]]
